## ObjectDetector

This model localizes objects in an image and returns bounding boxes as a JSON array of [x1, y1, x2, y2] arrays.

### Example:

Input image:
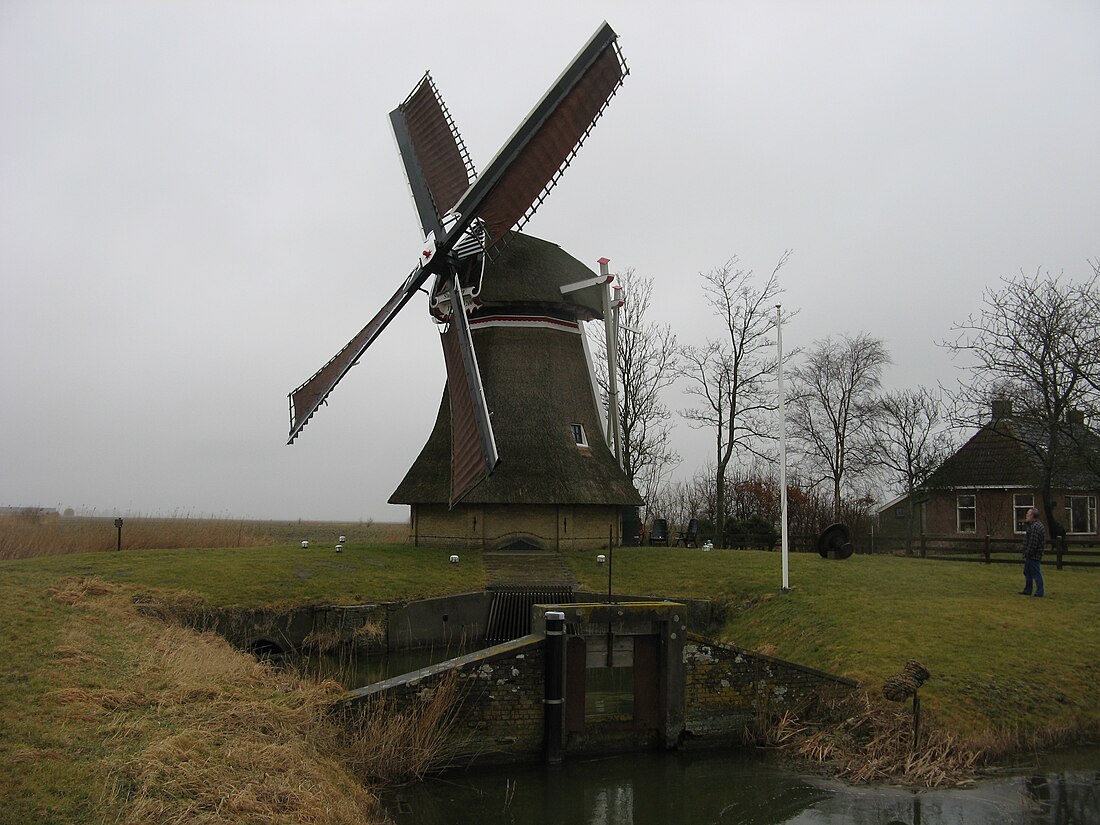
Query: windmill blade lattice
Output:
[[439, 272, 499, 504], [286, 20, 629, 498], [390, 73, 476, 241], [286, 267, 428, 444], [452, 22, 627, 250]]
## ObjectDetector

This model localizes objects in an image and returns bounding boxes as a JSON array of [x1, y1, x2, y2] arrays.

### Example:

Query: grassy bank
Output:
[[0, 543, 484, 606], [1, 525, 1098, 820], [567, 547, 1100, 750], [0, 572, 385, 824]]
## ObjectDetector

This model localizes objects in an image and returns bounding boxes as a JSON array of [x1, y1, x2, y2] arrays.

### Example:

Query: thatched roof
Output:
[[477, 232, 605, 320], [391, 324, 642, 506]]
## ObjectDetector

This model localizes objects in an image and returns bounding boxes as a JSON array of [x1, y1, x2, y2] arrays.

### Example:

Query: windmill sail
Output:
[[390, 73, 476, 240], [451, 21, 627, 246], [287, 267, 429, 444], [439, 273, 499, 504], [287, 22, 628, 446]]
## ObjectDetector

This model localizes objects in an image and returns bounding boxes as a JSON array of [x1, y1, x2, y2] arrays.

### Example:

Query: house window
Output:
[[1065, 496, 1097, 535], [1014, 494, 1034, 534], [570, 424, 588, 447], [956, 494, 976, 533]]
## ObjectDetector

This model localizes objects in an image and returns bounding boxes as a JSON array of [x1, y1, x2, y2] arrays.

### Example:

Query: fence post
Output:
[[919, 532, 926, 559], [984, 534, 991, 564], [1057, 535, 1066, 571]]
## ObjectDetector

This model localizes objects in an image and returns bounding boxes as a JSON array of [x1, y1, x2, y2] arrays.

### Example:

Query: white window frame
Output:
[[1013, 493, 1034, 535], [956, 494, 976, 533], [570, 423, 589, 448], [1065, 495, 1097, 535]]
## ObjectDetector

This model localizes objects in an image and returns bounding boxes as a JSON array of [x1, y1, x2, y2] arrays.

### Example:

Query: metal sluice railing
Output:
[[485, 587, 574, 643]]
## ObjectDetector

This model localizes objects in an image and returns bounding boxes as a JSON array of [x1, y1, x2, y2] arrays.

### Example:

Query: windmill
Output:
[[288, 22, 642, 549]]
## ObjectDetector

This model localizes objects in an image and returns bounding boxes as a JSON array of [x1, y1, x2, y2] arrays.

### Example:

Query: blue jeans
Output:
[[1023, 558, 1044, 596]]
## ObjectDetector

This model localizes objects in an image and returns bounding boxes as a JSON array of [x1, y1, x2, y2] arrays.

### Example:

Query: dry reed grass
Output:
[[762, 691, 984, 787], [0, 514, 411, 559], [337, 671, 470, 783], [963, 717, 1100, 763], [0, 515, 271, 559], [21, 575, 465, 824]]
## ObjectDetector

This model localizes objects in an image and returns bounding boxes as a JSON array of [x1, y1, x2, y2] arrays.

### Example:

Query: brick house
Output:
[[878, 401, 1100, 542]]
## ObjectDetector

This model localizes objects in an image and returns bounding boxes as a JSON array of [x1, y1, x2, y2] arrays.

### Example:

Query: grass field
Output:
[[1, 518, 1098, 822], [567, 546, 1100, 745], [0, 515, 408, 560]]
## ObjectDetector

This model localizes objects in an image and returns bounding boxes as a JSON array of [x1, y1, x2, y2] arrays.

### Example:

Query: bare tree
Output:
[[789, 333, 891, 518], [648, 465, 713, 533], [869, 387, 954, 552], [589, 270, 679, 518], [941, 267, 1100, 533], [679, 252, 790, 545]]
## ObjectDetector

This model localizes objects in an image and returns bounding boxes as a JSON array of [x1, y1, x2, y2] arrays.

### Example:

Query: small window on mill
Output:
[[571, 424, 588, 447]]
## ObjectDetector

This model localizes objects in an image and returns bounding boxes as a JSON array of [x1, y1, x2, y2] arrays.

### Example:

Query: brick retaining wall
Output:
[[683, 634, 858, 745], [343, 635, 547, 764]]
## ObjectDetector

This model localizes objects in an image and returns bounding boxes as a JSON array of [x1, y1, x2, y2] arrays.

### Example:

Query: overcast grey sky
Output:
[[2, 1, 1097, 521]]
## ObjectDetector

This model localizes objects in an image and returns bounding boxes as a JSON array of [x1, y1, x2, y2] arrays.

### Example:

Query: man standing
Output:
[[1019, 506, 1046, 598]]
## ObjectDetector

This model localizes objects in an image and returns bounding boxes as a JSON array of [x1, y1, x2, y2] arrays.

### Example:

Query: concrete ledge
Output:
[[343, 635, 543, 702]]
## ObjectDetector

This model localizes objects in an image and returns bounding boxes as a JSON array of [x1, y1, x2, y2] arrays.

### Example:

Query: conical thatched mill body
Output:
[[391, 233, 642, 549], [286, 23, 641, 550]]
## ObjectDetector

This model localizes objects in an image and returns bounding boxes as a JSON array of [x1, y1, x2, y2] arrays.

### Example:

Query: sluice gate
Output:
[[485, 587, 573, 643]]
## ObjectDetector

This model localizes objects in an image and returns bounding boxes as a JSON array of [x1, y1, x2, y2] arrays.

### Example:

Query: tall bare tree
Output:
[[589, 270, 679, 516], [869, 386, 954, 552], [679, 252, 790, 545], [789, 333, 891, 518], [941, 267, 1100, 533]]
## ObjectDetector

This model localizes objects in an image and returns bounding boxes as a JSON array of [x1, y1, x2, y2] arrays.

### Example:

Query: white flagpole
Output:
[[777, 304, 790, 591], [599, 257, 623, 467]]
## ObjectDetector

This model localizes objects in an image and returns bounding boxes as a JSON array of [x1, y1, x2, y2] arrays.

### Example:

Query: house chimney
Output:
[[991, 399, 1012, 420], [1067, 409, 1085, 426]]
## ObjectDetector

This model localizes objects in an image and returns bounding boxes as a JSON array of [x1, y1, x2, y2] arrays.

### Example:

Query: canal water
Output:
[[283, 648, 1099, 823], [383, 746, 1100, 824]]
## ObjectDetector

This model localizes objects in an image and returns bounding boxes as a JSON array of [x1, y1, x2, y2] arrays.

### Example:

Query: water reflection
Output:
[[385, 749, 1100, 825]]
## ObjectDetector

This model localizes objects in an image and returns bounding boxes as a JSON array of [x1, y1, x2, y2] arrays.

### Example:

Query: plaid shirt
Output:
[[1022, 518, 1046, 560]]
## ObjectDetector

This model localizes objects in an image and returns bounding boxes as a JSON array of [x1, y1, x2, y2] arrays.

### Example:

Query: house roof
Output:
[[923, 412, 1100, 491]]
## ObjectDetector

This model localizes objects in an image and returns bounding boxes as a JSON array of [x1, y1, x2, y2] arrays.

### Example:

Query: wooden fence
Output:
[[675, 533, 1100, 569], [878, 533, 1100, 569], [779, 533, 1100, 569]]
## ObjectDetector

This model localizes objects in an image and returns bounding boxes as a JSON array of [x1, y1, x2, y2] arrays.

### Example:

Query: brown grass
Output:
[[0, 515, 410, 560], [762, 692, 984, 787], [7, 574, 464, 824], [0, 515, 270, 559], [337, 671, 470, 783]]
